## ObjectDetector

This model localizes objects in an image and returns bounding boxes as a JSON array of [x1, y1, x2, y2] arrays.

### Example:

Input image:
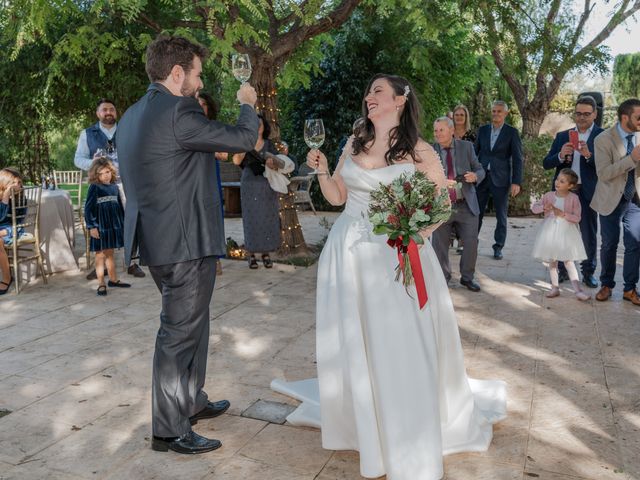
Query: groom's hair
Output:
[[145, 35, 209, 83]]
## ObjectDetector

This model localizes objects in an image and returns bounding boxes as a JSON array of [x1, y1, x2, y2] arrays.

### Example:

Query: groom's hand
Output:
[[237, 83, 257, 107]]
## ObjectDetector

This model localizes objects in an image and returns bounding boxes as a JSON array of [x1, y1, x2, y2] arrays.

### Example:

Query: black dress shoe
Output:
[[493, 248, 503, 260], [460, 278, 481, 292], [582, 274, 598, 288], [128, 263, 146, 278], [152, 431, 221, 454], [189, 399, 230, 425]]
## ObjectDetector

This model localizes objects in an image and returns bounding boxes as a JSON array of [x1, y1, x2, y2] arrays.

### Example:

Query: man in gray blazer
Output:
[[117, 35, 259, 454], [431, 117, 485, 292]]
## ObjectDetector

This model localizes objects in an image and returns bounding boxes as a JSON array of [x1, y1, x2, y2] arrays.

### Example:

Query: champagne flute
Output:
[[304, 119, 325, 175], [232, 54, 252, 84]]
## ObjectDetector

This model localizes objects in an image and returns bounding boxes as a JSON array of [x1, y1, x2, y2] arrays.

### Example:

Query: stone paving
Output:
[[0, 212, 639, 480]]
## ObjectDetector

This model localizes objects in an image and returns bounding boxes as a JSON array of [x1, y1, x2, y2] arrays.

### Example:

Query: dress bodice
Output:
[[341, 156, 415, 217]]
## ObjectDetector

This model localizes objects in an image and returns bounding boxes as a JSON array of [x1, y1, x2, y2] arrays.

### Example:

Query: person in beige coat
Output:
[[590, 98, 640, 304]]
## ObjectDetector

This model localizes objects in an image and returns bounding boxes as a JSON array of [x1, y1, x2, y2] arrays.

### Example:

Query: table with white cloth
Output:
[[39, 189, 79, 274]]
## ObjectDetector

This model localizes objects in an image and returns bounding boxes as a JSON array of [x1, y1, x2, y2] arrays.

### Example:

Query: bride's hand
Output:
[[307, 149, 329, 172]]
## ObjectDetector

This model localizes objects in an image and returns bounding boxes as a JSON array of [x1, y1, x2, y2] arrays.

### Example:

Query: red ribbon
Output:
[[387, 236, 429, 309]]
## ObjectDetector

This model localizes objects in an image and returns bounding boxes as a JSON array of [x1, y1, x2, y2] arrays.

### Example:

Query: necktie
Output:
[[624, 134, 636, 201], [445, 147, 457, 202]]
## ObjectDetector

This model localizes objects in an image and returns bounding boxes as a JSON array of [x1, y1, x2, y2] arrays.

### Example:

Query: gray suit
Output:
[[431, 139, 485, 283], [118, 83, 259, 437]]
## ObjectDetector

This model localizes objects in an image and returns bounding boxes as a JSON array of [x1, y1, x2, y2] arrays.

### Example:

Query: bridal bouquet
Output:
[[368, 170, 451, 308]]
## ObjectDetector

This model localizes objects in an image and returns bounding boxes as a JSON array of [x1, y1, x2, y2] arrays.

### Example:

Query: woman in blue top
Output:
[[0, 167, 23, 295], [85, 157, 131, 296]]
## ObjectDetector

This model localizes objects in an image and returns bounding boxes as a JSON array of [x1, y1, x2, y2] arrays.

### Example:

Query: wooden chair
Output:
[[289, 166, 316, 214], [53, 170, 90, 269], [6, 186, 47, 293]]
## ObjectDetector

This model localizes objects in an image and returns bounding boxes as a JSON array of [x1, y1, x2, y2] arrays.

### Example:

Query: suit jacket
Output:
[[590, 126, 640, 216], [433, 139, 485, 216], [531, 191, 581, 224], [117, 83, 259, 266], [474, 123, 523, 187], [542, 125, 604, 201]]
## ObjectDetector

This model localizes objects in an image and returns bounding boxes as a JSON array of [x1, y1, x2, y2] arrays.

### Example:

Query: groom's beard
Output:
[[181, 80, 199, 98]]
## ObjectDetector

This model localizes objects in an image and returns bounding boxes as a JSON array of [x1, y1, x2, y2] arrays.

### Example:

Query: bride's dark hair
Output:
[[352, 73, 422, 165]]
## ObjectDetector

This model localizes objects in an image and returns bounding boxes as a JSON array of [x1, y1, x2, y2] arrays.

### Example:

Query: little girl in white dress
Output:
[[531, 168, 590, 300]]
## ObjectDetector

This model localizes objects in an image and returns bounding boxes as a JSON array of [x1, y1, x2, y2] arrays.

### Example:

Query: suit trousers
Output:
[[476, 172, 510, 250], [599, 198, 640, 291], [578, 188, 598, 276], [149, 256, 217, 437], [432, 201, 479, 283]]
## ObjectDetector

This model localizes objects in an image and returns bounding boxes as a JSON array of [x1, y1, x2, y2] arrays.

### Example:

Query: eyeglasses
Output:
[[574, 112, 594, 118]]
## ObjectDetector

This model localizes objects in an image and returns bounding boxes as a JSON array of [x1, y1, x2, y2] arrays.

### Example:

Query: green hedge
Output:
[[509, 135, 555, 216]]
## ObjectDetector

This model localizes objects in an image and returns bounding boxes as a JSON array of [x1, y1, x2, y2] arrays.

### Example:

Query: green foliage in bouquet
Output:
[[368, 171, 451, 247]]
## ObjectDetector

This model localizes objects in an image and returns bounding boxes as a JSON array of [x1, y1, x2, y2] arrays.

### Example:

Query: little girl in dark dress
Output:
[[85, 157, 130, 296]]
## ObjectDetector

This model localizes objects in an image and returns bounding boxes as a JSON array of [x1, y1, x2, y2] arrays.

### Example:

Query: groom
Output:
[[117, 35, 259, 454]]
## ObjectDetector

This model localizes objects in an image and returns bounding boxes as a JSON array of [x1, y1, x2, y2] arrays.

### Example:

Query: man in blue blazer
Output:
[[543, 96, 603, 288], [475, 101, 523, 259]]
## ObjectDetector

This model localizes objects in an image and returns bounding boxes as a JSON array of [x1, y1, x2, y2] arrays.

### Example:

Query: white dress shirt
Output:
[[73, 123, 117, 171]]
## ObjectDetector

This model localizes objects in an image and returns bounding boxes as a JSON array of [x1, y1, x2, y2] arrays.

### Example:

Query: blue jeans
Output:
[[0, 225, 24, 245], [599, 198, 640, 291]]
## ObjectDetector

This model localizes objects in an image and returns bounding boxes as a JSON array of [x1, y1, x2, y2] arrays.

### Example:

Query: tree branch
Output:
[[272, 0, 361, 60], [136, 13, 163, 33], [278, 0, 311, 30], [574, 0, 640, 63]]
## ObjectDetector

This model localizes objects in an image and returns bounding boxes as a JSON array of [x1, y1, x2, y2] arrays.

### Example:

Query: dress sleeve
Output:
[[531, 198, 544, 215], [84, 184, 98, 229], [414, 140, 448, 239], [564, 193, 581, 224]]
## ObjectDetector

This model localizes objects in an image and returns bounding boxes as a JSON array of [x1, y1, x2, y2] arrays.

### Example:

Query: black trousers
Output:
[[149, 256, 217, 437]]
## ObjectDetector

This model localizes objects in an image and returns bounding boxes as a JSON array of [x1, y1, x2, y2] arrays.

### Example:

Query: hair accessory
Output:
[[403, 85, 410, 98]]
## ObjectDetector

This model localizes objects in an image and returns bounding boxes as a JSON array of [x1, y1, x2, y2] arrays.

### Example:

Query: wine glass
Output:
[[304, 119, 326, 175], [232, 54, 252, 84]]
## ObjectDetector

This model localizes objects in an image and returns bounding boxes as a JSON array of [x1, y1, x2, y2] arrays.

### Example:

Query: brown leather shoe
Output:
[[595, 286, 612, 302], [623, 289, 640, 306]]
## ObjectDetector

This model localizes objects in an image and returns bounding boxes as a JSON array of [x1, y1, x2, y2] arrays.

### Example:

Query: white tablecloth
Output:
[[39, 189, 79, 274]]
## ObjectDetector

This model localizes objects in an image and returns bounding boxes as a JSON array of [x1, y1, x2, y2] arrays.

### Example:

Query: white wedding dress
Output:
[[272, 156, 507, 480]]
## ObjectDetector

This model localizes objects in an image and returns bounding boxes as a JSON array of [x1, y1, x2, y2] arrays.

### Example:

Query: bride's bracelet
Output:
[[316, 171, 330, 176]]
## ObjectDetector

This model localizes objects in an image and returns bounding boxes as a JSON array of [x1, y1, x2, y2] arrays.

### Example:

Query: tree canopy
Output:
[[467, 0, 640, 136], [612, 53, 640, 102]]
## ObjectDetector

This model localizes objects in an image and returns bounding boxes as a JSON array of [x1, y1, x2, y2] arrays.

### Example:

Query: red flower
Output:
[[387, 214, 400, 226], [403, 182, 411, 193], [423, 204, 432, 214]]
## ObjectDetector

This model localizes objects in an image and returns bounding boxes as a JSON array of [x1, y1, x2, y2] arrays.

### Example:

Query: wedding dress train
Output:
[[271, 157, 506, 480]]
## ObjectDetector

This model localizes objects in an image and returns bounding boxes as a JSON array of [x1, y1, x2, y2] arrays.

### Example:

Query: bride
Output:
[[271, 74, 506, 480]]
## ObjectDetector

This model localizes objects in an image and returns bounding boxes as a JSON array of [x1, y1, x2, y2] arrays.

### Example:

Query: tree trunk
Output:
[[277, 190, 310, 256], [520, 107, 546, 138], [251, 58, 282, 141], [251, 54, 310, 256]]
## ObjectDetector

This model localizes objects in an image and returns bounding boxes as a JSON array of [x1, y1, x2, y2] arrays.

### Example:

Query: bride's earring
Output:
[[396, 105, 400, 111]]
